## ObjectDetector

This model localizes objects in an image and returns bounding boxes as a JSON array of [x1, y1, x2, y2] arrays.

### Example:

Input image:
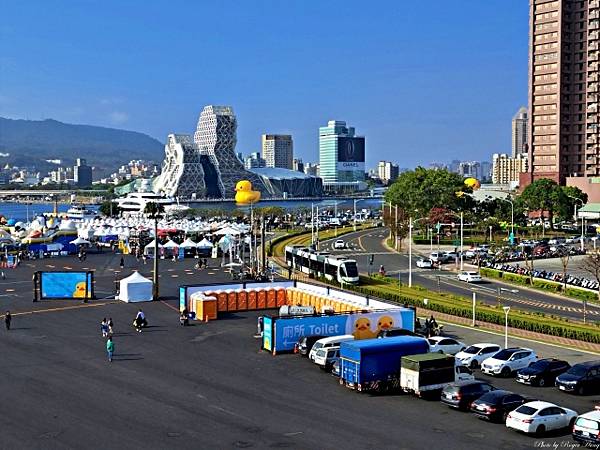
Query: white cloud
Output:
[[100, 97, 124, 106], [109, 111, 129, 124]]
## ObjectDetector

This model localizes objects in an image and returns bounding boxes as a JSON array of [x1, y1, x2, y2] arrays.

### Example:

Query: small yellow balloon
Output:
[[464, 177, 481, 190]]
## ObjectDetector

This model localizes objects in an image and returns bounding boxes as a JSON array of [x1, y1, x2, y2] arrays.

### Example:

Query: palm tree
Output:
[[144, 202, 165, 300]]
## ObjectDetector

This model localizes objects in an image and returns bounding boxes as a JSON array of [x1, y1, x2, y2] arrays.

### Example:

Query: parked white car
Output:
[[313, 346, 340, 371], [506, 401, 577, 436], [481, 347, 537, 377], [416, 258, 434, 268], [427, 336, 465, 355], [455, 343, 502, 369], [333, 240, 345, 249], [457, 271, 482, 283]]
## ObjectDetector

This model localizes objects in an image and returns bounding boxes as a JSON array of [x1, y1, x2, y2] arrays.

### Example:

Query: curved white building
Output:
[[154, 134, 206, 199], [194, 105, 267, 198]]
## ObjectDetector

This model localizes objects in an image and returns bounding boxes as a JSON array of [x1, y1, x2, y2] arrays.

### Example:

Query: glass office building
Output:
[[319, 120, 365, 192]]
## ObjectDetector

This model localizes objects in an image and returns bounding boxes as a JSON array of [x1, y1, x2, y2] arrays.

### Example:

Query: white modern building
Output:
[[194, 105, 267, 198], [262, 134, 293, 169]]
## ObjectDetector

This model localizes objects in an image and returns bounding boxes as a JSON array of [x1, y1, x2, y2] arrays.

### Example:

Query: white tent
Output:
[[163, 239, 179, 249], [118, 271, 153, 303], [196, 238, 213, 248], [144, 239, 164, 256], [214, 226, 241, 236], [70, 237, 91, 245], [179, 238, 197, 249]]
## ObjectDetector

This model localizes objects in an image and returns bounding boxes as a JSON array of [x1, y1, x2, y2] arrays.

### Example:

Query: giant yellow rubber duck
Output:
[[235, 180, 261, 205]]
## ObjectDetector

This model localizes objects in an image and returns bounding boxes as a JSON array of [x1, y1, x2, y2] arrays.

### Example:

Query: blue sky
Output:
[[0, 0, 528, 168]]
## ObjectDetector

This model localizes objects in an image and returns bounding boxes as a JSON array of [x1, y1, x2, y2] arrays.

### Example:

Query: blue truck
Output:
[[339, 336, 430, 392]]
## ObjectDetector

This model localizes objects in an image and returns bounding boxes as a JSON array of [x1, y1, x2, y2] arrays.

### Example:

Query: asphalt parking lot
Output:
[[1, 291, 599, 450]]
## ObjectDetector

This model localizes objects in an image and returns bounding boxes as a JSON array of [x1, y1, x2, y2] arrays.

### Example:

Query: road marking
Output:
[[5, 301, 119, 317], [171, 274, 179, 278], [5, 288, 14, 292]]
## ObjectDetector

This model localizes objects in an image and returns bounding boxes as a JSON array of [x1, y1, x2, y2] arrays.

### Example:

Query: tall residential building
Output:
[[523, 0, 600, 198], [512, 107, 529, 157], [319, 120, 365, 191], [481, 161, 492, 181], [244, 151, 266, 169], [492, 153, 528, 184], [261, 134, 293, 169], [74, 158, 92, 187], [377, 160, 399, 184], [458, 161, 482, 180]]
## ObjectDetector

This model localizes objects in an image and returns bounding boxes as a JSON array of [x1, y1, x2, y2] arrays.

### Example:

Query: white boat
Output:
[[66, 204, 98, 220], [115, 192, 175, 212]]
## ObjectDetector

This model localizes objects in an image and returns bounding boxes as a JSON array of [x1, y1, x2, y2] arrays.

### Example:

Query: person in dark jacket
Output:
[[4, 311, 11, 331]]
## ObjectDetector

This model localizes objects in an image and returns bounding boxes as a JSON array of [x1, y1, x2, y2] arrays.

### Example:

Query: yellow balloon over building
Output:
[[235, 180, 261, 205], [464, 177, 481, 190]]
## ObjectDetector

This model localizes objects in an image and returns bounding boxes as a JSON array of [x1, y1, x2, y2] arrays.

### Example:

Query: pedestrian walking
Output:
[[1, 271, 5, 280], [106, 337, 114, 362], [107, 317, 114, 335], [101, 318, 109, 337], [119, 256, 124, 269], [4, 311, 11, 331], [142, 254, 147, 265], [287, 266, 292, 280]]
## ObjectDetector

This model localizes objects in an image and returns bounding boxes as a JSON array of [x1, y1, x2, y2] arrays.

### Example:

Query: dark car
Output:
[[556, 360, 600, 395], [294, 335, 326, 356], [377, 328, 423, 338], [516, 358, 571, 387], [470, 390, 528, 423], [441, 380, 495, 411]]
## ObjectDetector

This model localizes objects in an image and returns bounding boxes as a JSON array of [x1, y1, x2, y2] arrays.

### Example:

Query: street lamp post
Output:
[[569, 196, 584, 252], [460, 212, 464, 271], [353, 199, 358, 232], [500, 197, 514, 244], [408, 216, 413, 287], [472, 292, 476, 327], [503, 306, 511, 348]]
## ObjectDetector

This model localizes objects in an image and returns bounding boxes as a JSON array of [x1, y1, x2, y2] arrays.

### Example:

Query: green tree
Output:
[[98, 201, 121, 217], [517, 178, 566, 230], [384, 167, 471, 217], [557, 186, 588, 222]]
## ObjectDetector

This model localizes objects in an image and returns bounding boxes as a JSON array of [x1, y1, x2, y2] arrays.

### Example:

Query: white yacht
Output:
[[66, 204, 98, 220], [115, 192, 175, 212]]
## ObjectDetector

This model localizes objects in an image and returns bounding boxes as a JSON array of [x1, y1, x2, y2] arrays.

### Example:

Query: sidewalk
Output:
[[420, 306, 600, 354]]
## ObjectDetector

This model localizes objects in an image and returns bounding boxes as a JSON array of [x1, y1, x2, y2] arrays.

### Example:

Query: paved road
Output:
[[0, 250, 598, 449], [1, 298, 599, 450], [319, 228, 600, 323]]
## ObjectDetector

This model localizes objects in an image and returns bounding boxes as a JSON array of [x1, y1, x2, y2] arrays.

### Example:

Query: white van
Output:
[[309, 335, 354, 361]]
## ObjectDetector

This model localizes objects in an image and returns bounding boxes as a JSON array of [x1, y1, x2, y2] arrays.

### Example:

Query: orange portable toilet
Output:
[[237, 290, 248, 310], [257, 289, 267, 309], [247, 289, 257, 309], [266, 288, 277, 308], [286, 288, 297, 305], [276, 288, 286, 307], [194, 295, 217, 321], [216, 290, 228, 312], [227, 289, 237, 311]]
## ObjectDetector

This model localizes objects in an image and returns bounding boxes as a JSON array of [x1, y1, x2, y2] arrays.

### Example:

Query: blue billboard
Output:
[[40, 272, 93, 299], [266, 309, 414, 354]]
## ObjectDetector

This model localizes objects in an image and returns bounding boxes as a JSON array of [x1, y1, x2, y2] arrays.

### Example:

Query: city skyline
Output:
[[0, 0, 528, 168]]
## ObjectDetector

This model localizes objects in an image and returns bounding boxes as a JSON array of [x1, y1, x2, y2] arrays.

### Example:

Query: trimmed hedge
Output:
[[351, 276, 600, 344], [413, 238, 478, 246], [479, 267, 599, 303]]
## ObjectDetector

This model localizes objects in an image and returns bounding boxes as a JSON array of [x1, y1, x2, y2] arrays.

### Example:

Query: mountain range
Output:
[[0, 117, 164, 175]]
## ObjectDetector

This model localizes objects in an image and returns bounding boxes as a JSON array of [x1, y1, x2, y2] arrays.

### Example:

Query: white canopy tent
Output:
[[70, 237, 91, 246], [162, 240, 179, 249], [214, 226, 241, 236], [144, 239, 164, 256], [118, 271, 153, 303], [179, 238, 197, 249], [196, 238, 213, 249]]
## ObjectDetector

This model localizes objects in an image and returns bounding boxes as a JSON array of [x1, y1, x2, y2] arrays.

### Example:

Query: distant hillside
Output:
[[0, 117, 164, 174]]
